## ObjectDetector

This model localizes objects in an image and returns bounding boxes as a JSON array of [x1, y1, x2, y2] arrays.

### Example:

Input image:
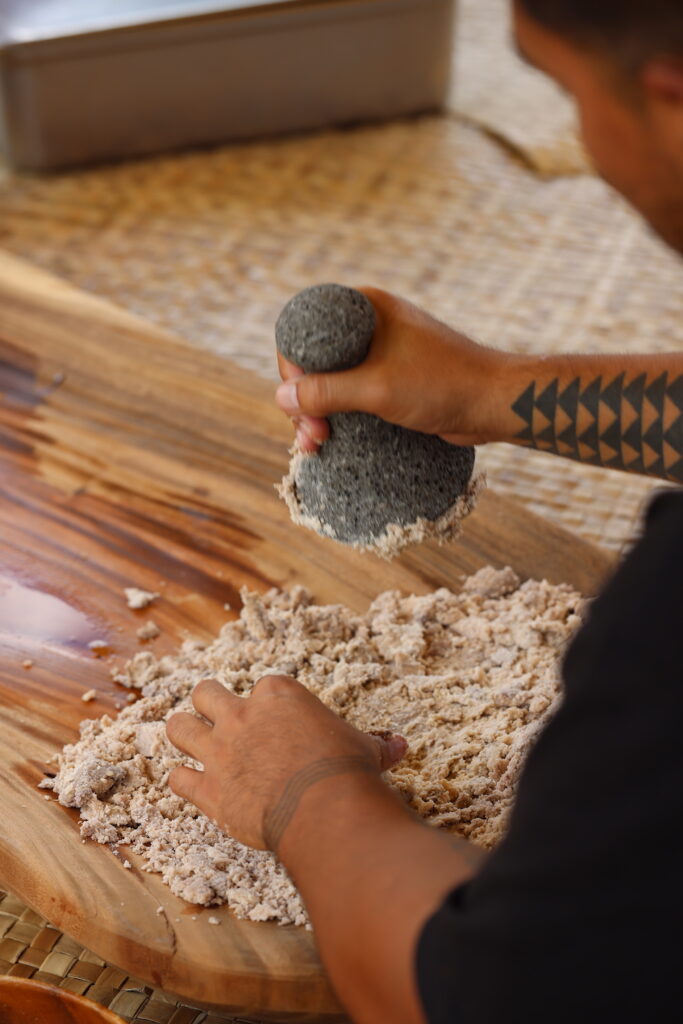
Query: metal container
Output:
[[0, 0, 455, 170]]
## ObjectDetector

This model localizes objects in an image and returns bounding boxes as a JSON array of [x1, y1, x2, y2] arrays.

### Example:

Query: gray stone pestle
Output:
[[275, 283, 478, 554]]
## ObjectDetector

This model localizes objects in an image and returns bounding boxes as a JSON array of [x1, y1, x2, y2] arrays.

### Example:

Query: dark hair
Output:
[[519, 0, 683, 69]]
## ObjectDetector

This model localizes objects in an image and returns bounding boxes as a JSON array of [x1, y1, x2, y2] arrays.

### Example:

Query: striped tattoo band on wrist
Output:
[[263, 754, 377, 855]]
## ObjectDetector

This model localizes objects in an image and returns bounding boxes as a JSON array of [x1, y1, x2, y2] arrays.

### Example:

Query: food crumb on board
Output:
[[88, 639, 108, 652], [136, 621, 161, 641], [45, 568, 584, 929], [44, 795, 51, 800], [22, 659, 33, 669], [208, 916, 221, 925], [81, 689, 97, 703], [156, 906, 164, 915], [123, 859, 132, 869], [124, 587, 159, 610]]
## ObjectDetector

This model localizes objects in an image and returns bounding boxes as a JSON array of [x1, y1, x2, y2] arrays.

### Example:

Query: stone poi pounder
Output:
[[276, 284, 483, 558]]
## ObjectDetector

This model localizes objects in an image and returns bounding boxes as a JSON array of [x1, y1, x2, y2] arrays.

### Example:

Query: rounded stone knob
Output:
[[275, 283, 375, 374], [276, 283, 477, 554]]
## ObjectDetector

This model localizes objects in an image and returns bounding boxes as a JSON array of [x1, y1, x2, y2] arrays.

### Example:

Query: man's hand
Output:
[[276, 286, 512, 453], [167, 673, 483, 1024], [165, 675, 407, 852], [275, 284, 683, 484]]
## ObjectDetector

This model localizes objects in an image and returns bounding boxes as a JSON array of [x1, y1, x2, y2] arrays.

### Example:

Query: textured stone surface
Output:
[[275, 283, 376, 373], [295, 413, 476, 545], [276, 284, 476, 547]]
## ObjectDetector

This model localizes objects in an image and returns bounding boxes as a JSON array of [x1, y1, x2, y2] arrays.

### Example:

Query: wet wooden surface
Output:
[[0, 250, 614, 1019]]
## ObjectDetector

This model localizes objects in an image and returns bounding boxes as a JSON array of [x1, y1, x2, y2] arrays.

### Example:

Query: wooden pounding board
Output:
[[0, 250, 614, 1020]]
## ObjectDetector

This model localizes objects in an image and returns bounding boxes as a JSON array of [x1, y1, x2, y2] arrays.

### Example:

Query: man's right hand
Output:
[[275, 285, 683, 486], [275, 286, 517, 453]]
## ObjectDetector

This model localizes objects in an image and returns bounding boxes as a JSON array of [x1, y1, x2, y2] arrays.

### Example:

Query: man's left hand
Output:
[[165, 675, 407, 851]]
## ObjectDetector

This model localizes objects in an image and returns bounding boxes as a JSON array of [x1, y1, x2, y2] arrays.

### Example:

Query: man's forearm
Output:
[[493, 353, 683, 481], [278, 771, 484, 1024]]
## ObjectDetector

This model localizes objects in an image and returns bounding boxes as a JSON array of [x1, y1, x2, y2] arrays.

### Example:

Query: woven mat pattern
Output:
[[0, 890, 263, 1023], [449, 0, 590, 175]]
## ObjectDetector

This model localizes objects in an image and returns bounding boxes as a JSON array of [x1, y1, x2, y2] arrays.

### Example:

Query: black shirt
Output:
[[417, 489, 683, 1023]]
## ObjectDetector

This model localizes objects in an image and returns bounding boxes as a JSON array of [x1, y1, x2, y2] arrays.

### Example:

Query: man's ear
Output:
[[640, 58, 683, 155], [641, 58, 683, 106]]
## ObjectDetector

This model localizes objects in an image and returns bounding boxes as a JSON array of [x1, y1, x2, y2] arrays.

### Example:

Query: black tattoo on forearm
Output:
[[263, 755, 376, 855], [511, 371, 683, 481]]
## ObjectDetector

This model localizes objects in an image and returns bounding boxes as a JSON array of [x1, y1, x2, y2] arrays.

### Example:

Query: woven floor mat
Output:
[[0, 890, 267, 1023], [449, 0, 590, 175], [0, 116, 680, 548]]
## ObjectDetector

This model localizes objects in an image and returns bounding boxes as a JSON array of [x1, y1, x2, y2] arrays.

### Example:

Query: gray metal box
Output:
[[0, 0, 455, 170]]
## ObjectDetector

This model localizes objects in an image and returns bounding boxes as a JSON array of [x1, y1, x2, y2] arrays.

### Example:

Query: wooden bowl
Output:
[[0, 977, 126, 1024]]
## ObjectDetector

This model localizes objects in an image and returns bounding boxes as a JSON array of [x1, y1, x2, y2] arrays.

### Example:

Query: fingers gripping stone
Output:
[[275, 284, 480, 557]]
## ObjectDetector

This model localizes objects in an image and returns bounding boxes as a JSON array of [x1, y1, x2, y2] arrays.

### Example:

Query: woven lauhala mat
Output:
[[0, 890, 267, 1023]]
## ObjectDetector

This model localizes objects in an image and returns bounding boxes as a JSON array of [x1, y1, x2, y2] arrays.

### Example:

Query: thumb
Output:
[[369, 731, 408, 772], [276, 368, 369, 419]]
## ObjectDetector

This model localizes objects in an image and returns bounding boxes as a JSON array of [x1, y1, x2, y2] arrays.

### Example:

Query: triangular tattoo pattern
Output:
[[510, 370, 683, 482]]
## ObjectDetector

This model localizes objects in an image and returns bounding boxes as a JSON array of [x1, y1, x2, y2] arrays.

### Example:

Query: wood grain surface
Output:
[[0, 250, 614, 1020], [0, 976, 126, 1023]]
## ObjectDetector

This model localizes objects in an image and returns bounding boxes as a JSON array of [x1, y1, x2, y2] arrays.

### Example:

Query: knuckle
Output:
[[165, 715, 181, 740], [167, 766, 186, 794], [166, 712, 191, 742], [309, 374, 342, 418], [300, 374, 327, 415], [192, 682, 207, 705], [193, 678, 216, 703], [254, 674, 295, 696], [198, 676, 219, 692]]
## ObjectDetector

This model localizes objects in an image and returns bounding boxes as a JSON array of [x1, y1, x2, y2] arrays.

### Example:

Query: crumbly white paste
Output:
[[124, 588, 159, 610], [44, 568, 583, 928], [136, 621, 160, 641]]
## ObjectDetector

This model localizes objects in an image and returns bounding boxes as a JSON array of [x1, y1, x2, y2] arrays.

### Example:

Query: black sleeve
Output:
[[416, 489, 683, 1024]]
